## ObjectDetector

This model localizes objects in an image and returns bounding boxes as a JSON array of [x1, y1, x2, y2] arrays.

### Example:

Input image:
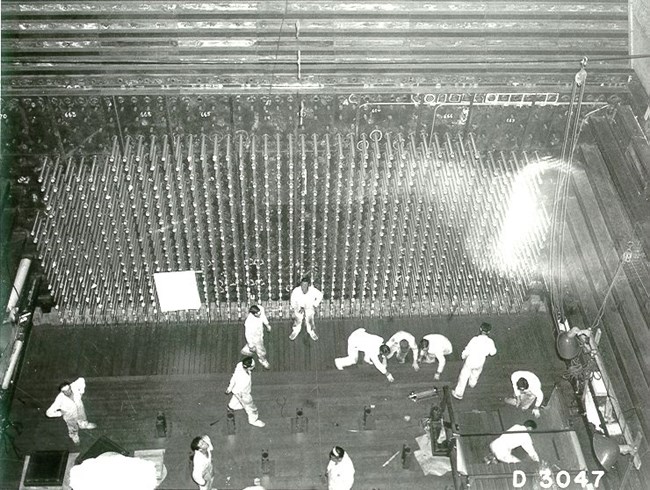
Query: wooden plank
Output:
[[579, 144, 650, 327], [1, 0, 631, 92], [615, 106, 650, 181], [591, 120, 650, 215], [194, 322, 203, 374], [569, 170, 650, 376], [18, 314, 565, 374], [160, 320, 172, 375], [208, 322, 221, 374], [564, 199, 650, 389], [563, 194, 650, 464], [1, 1, 630, 18], [8, 313, 580, 489], [141, 321, 156, 375]]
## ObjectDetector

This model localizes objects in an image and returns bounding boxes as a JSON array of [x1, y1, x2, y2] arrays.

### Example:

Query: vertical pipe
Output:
[[288, 134, 295, 289], [213, 135, 230, 306], [275, 134, 284, 305], [263, 134, 273, 303], [6, 258, 32, 317], [250, 135, 264, 301], [237, 132, 252, 305], [226, 133, 242, 307], [310, 134, 319, 285], [298, 134, 307, 279]]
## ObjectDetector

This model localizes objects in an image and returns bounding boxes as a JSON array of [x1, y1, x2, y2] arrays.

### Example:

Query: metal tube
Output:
[[5, 258, 32, 316]]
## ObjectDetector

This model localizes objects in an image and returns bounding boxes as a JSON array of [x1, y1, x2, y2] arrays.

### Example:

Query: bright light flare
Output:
[[468, 157, 558, 278]]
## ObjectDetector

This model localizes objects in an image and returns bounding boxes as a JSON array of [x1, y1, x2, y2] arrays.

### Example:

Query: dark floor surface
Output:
[[1, 312, 593, 489]]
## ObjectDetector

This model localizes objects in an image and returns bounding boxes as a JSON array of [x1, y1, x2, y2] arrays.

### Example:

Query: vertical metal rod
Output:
[[288, 133, 295, 289], [237, 132, 252, 303], [275, 134, 283, 304], [298, 134, 307, 280], [310, 134, 319, 292], [225, 133, 241, 306], [263, 134, 273, 303]]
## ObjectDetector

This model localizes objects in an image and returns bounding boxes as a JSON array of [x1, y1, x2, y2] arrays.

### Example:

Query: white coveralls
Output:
[[290, 285, 324, 338], [489, 424, 540, 464], [45, 377, 94, 444], [335, 328, 388, 375], [226, 362, 261, 425], [241, 306, 271, 368], [385, 331, 420, 370], [509, 370, 544, 410], [419, 334, 453, 375], [191, 435, 214, 490], [327, 452, 355, 490], [453, 333, 497, 398]]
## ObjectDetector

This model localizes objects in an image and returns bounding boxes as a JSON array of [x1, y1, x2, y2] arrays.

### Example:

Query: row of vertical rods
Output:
[[33, 132, 550, 323]]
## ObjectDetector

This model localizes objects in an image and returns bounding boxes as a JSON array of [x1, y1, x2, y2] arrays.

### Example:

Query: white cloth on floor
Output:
[[69, 452, 157, 490]]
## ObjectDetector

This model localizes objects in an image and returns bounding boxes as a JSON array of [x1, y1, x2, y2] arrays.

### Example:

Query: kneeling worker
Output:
[[418, 333, 453, 380], [385, 331, 420, 371], [334, 328, 394, 382], [505, 370, 544, 418], [487, 420, 540, 464]]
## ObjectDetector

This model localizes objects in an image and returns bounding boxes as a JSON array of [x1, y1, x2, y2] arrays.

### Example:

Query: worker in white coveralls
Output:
[[486, 420, 540, 464], [326, 446, 355, 490], [452, 322, 497, 400], [241, 304, 271, 369], [417, 333, 453, 380], [190, 435, 214, 490], [334, 328, 394, 382], [225, 356, 265, 427], [505, 370, 544, 418], [385, 331, 420, 371], [289, 276, 324, 341], [46, 377, 97, 444]]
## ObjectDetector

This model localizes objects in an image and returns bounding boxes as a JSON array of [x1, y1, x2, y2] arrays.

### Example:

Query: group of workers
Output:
[[332, 320, 545, 467], [44, 276, 546, 489]]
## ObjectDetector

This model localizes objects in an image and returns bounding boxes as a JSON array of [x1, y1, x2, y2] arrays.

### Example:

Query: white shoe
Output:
[[250, 419, 266, 427], [335, 359, 344, 371], [260, 360, 270, 369], [309, 331, 319, 341], [451, 390, 463, 400], [289, 331, 298, 341], [79, 422, 97, 430]]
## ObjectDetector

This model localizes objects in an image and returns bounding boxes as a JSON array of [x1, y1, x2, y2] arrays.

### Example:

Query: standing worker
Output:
[[241, 304, 272, 369], [289, 277, 324, 341], [417, 334, 453, 380], [326, 446, 355, 490], [225, 357, 265, 427], [505, 370, 544, 418], [334, 328, 394, 382], [452, 322, 497, 400], [385, 331, 420, 371], [190, 435, 214, 490], [45, 377, 97, 444]]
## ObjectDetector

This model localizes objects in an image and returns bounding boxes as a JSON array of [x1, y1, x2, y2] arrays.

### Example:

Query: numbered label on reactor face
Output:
[[512, 469, 605, 488]]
